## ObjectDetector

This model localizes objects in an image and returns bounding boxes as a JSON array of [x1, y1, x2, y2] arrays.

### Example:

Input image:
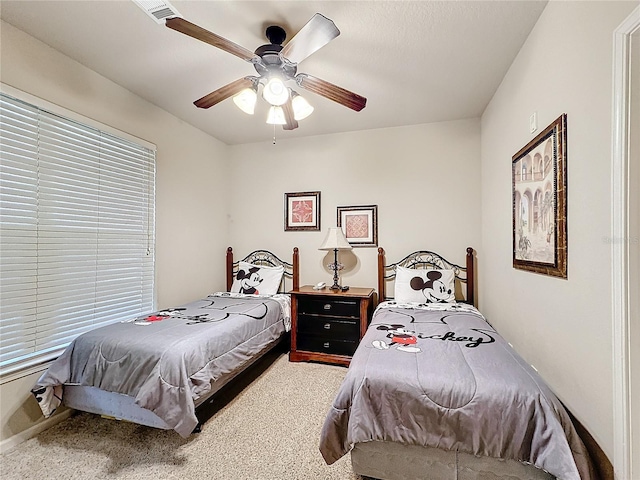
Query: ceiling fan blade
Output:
[[282, 99, 299, 131], [281, 13, 340, 65], [166, 17, 257, 62], [194, 78, 253, 109], [296, 74, 367, 112]]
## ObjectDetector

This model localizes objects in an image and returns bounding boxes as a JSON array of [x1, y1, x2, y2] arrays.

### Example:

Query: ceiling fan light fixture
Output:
[[291, 92, 314, 121], [233, 87, 257, 115], [167, 13, 367, 133], [262, 77, 289, 106], [266, 106, 286, 125]]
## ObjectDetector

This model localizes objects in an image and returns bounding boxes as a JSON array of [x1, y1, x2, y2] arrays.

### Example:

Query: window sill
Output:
[[0, 359, 56, 385]]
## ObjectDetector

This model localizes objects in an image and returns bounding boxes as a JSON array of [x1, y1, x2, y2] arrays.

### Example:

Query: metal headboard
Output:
[[226, 247, 299, 293], [377, 247, 475, 306]]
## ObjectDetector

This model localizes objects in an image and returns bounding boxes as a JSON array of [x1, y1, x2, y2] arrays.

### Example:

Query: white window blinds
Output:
[[0, 93, 156, 376]]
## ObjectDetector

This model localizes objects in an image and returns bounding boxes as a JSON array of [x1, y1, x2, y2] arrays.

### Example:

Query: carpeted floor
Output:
[[0, 351, 361, 480]]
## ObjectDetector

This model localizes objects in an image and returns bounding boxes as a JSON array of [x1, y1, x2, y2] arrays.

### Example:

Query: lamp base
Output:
[[330, 248, 341, 291]]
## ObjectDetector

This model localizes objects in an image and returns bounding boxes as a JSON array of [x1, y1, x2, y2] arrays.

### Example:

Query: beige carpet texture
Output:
[[0, 353, 361, 480]]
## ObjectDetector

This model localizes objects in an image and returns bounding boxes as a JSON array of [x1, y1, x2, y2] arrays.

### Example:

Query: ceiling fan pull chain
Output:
[[272, 123, 277, 145]]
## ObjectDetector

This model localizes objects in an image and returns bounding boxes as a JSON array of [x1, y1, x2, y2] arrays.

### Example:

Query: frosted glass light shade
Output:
[[292, 94, 314, 121], [232, 88, 257, 114], [262, 77, 289, 106], [266, 106, 286, 125]]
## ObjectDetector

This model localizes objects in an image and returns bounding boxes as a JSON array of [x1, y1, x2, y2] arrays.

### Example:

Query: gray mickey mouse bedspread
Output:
[[319, 302, 595, 480], [32, 293, 290, 437]]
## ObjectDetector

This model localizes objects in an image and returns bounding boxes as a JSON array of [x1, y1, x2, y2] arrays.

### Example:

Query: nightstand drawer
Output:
[[297, 315, 359, 338], [297, 336, 358, 357], [297, 297, 359, 317]]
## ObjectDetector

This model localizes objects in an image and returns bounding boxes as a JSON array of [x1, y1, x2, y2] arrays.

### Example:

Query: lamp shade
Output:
[[291, 92, 314, 121], [232, 87, 257, 115], [266, 106, 286, 125], [262, 77, 289, 106], [319, 227, 352, 251]]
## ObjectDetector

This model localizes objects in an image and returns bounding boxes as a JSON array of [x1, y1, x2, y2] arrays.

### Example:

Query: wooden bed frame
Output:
[[353, 246, 556, 480], [63, 247, 299, 434], [226, 246, 299, 292], [377, 246, 475, 305]]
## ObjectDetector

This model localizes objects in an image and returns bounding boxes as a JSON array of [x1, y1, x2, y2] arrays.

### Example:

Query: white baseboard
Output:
[[0, 410, 73, 454]]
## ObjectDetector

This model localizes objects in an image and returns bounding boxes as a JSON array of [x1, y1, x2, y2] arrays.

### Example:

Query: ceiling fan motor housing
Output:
[[253, 25, 297, 80], [254, 54, 297, 80]]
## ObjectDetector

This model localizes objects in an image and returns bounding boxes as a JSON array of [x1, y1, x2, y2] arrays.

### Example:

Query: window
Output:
[[0, 91, 156, 377]]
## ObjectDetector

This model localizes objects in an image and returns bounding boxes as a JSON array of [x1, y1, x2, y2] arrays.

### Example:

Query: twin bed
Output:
[[320, 247, 596, 480], [33, 247, 299, 437]]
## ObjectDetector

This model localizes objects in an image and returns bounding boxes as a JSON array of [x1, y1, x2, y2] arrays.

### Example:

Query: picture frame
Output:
[[284, 191, 321, 231], [512, 114, 567, 278], [337, 205, 378, 247]]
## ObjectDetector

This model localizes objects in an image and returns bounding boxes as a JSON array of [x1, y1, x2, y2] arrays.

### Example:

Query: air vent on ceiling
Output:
[[132, 0, 182, 24]]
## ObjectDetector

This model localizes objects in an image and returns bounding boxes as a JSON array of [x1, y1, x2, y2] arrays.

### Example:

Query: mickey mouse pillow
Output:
[[394, 266, 456, 303], [230, 262, 284, 295]]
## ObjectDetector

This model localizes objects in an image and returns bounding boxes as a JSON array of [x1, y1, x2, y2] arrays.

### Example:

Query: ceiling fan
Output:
[[165, 14, 367, 131]]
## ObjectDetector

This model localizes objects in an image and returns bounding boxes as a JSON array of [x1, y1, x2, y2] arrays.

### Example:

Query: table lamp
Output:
[[319, 227, 353, 290]]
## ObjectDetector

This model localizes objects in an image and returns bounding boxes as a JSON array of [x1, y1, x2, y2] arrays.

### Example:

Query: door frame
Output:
[[611, 5, 639, 480]]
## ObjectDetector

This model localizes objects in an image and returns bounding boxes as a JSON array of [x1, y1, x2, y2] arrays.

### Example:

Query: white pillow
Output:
[[230, 262, 284, 295], [394, 266, 456, 303]]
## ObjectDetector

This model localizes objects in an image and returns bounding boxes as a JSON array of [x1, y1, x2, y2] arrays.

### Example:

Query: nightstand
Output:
[[289, 286, 376, 366]]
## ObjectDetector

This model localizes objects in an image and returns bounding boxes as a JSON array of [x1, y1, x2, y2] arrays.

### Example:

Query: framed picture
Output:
[[512, 114, 567, 278], [284, 191, 320, 231], [337, 205, 378, 247]]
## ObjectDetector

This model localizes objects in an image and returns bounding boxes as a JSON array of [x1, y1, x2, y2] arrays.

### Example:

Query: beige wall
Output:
[[0, 20, 230, 448], [227, 120, 481, 291], [480, 0, 637, 461]]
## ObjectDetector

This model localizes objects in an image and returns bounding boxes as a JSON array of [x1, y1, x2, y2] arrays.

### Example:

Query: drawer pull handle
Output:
[[324, 323, 331, 330], [323, 342, 330, 348], [323, 304, 331, 310]]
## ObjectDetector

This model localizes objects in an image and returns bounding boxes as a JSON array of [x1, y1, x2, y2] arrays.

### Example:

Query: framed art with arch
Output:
[[512, 113, 567, 278]]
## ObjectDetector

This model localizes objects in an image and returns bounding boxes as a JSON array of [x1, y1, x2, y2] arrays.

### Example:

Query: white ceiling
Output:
[[0, 0, 547, 145]]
